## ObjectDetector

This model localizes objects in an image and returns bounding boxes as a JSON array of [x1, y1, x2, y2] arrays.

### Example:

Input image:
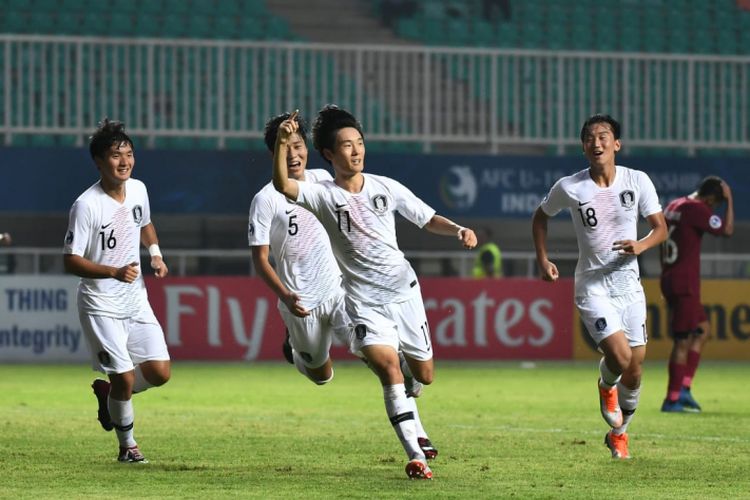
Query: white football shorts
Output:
[[79, 305, 170, 375], [347, 289, 433, 361], [576, 290, 648, 348], [280, 289, 351, 368]]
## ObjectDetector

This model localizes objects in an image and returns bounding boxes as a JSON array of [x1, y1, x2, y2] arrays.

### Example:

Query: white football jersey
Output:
[[296, 173, 436, 306], [63, 178, 151, 318], [540, 165, 661, 297], [248, 169, 343, 311]]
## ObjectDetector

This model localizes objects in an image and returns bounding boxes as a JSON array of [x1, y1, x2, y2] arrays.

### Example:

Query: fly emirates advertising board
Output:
[[3, 276, 748, 362]]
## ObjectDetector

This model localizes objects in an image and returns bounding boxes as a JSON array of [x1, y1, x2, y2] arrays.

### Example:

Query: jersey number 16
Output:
[[98, 229, 117, 250]]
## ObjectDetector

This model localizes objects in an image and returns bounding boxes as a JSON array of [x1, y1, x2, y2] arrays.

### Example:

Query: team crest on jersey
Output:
[[618, 190, 635, 209], [595, 318, 607, 332], [371, 194, 388, 214], [132, 205, 143, 224], [355, 324, 367, 340], [65, 230, 74, 244], [709, 214, 722, 229]]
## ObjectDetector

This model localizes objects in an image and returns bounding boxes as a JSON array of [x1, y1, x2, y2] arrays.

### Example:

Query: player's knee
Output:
[[151, 373, 170, 387], [416, 370, 434, 385], [149, 368, 171, 387], [612, 351, 631, 373]]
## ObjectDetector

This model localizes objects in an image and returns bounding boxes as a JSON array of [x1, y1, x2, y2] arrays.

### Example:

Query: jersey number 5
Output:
[[288, 215, 298, 236]]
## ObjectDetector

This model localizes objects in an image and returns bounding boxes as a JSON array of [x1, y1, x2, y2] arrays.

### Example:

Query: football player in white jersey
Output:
[[253, 111, 440, 462], [272, 105, 477, 480], [532, 114, 667, 460], [63, 119, 171, 463], [249, 112, 350, 385]]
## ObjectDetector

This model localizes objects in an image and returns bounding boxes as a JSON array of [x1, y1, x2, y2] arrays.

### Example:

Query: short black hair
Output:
[[312, 104, 364, 164], [580, 114, 621, 142], [263, 112, 308, 152], [89, 118, 133, 159], [697, 175, 725, 202]]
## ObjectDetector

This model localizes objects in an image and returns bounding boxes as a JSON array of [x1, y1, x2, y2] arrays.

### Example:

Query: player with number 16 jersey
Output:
[[65, 178, 153, 317]]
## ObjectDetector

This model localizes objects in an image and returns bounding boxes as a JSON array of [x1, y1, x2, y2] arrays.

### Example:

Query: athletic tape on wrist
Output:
[[148, 244, 162, 258]]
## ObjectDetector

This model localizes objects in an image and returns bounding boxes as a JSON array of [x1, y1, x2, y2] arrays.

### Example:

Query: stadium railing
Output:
[[1, 247, 747, 279], [1, 34, 749, 155]]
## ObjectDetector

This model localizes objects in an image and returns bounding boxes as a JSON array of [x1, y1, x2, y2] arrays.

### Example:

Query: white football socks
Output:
[[108, 397, 136, 448], [613, 382, 640, 435], [383, 384, 424, 460]]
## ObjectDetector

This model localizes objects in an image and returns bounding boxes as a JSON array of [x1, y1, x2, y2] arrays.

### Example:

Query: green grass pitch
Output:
[[1, 361, 749, 499]]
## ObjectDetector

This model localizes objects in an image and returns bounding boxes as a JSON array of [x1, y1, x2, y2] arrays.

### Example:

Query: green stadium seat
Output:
[[161, 14, 189, 38], [137, 0, 164, 15], [1, 11, 28, 33], [7, 0, 30, 10], [190, 0, 219, 16], [215, 0, 243, 16], [213, 16, 240, 39], [134, 16, 163, 37], [163, 0, 191, 15], [187, 15, 213, 38]]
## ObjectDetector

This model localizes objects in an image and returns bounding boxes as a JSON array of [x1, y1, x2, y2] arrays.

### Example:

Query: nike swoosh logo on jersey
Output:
[[101, 222, 113, 229], [335, 203, 347, 209], [285, 209, 294, 214], [578, 200, 591, 206]]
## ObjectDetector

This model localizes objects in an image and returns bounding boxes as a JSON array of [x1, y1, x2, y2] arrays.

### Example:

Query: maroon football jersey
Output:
[[661, 196, 724, 295]]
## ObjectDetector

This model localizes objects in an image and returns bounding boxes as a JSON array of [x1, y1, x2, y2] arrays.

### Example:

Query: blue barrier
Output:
[[1, 147, 747, 219]]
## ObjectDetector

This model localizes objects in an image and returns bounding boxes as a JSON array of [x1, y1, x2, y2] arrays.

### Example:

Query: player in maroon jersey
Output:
[[660, 176, 734, 412]]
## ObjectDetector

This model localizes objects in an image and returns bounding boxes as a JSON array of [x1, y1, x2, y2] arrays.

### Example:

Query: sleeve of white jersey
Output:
[[248, 191, 274, 246], [64, 199, 91, 257], [295, 180, 325, 215], [390, 178, 436, 228], [539, 178, 568, 217], [141, 182, 152, 227], [637, 171, 662, 217]]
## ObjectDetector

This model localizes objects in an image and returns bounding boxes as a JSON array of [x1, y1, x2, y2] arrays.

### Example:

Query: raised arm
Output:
[[272, 111, 300, 201], [531, 206, 559, 281], [424, 214, 477, 249]]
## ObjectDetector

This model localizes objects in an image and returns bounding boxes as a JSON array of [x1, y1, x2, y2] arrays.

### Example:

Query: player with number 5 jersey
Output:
[[272, 105, 477, 480], [248, 112, 350, 386], [532, 114, 667, 460]]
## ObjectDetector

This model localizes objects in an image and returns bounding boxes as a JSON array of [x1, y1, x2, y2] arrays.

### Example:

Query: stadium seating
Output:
[[2, 0, 747, 153], [0, 0, 293, 40], [383, 0, 750, 55]]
